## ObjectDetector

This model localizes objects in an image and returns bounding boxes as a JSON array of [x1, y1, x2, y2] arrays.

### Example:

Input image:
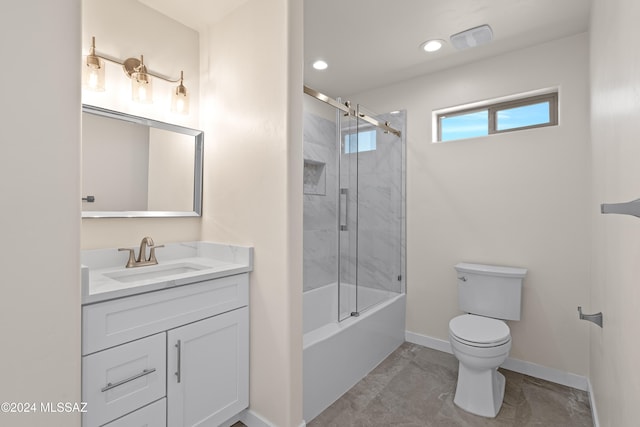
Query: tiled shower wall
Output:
[[303, 111, 338, 291], [303, 109, 406, 295]]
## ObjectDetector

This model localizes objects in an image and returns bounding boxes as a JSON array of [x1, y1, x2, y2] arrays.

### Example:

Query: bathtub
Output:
[[303, 282, 406, 422]]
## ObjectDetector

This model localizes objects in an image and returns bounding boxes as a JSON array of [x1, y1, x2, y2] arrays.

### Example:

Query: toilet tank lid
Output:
[[454, 263, 527, 278]]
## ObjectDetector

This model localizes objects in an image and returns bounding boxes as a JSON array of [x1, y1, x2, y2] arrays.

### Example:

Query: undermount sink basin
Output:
[[104, 262, 209, 283]]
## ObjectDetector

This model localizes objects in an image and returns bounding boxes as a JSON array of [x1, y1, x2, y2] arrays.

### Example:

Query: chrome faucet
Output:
[[118, 236, 164, 268]]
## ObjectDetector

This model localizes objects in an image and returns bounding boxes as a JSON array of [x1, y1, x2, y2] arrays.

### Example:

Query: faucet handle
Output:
[[148, 244, 165, 264], [118, 248, 137, 268]]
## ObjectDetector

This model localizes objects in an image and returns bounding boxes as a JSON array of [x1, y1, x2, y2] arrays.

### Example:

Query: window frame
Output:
[[437, 92, 558, 142]]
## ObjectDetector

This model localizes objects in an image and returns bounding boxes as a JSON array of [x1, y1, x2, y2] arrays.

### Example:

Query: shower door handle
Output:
[[340, 188, 348, 231]]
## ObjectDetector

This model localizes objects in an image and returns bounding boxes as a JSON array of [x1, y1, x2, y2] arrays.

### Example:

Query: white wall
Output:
[[589, 0, 640, 425], [0, 1, 81, 426], [199, 0, 304, 425], [353, 34, 591, 377], [81, 0, 201, 249]]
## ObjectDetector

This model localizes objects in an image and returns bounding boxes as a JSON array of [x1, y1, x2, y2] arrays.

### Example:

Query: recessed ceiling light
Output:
[[312, 60, 328, 70], [421, 39, 444, 53]]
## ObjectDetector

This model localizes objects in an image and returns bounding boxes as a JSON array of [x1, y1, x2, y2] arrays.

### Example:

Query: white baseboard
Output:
[[405, 330, 588, 391], [240, 409, 275, 427], [239, 409, 306, 427], [587, 378, 600, 427], [405, 330, 453, 354]]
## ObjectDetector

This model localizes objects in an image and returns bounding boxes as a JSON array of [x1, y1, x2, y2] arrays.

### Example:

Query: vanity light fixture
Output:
[[128, 55, 153, 103], [171, 71, 189, 114], [82, 36, 105, 91], [82, 36, 190, 114]]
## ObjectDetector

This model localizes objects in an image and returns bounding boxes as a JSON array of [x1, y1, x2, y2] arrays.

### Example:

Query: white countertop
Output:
[[82, 241, 253, 305]]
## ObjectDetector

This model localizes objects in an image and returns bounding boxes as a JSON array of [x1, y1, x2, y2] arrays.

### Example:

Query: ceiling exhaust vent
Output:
[[450, 25, 493, 50]]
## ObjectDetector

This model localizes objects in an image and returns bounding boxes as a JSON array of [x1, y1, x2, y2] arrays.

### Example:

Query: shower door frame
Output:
[[337, 102, 359, 321]]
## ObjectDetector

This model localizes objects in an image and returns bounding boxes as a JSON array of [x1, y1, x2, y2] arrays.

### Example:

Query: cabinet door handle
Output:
[[101, 368, 156, 392], [175, 340, 182, 383]]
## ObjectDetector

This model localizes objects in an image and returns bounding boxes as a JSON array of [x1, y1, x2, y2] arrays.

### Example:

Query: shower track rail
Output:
[[303, 85, 401, 137]]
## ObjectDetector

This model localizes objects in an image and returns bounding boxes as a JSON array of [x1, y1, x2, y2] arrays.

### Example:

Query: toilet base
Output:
[[453, 363, 506, 418]]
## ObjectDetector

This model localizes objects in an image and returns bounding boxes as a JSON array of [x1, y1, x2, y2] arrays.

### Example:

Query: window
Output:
[[437, 92, 558, 142], [344, 129, 376, 153]]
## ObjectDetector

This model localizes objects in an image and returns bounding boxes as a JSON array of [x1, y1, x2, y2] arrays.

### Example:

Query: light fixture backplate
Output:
[[122, 57, 142, 78]]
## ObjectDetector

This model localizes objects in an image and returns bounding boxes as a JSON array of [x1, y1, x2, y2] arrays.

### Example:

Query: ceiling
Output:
[[304, 0, 591, 97], [139, 0, 591, 98], [138, 0, 249, 30]]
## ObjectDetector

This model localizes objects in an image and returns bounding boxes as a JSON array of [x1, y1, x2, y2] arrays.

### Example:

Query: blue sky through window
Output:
[[497, 101, 550, 131], [441, 110, 488, 141], [440, 99, 554, 142], [344, 129, 376, 153]]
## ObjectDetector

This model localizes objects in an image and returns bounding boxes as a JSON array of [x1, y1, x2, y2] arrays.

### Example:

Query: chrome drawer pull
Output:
[[101, 368, 156, 392], [175, 340, 182, 383]]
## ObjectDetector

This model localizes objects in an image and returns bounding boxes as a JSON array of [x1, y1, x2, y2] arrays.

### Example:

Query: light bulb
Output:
[[82, 37, 105, 91], [421, 39, 444, 53], [171, 71, 189, 114], [138, 86, 148, 102], [131, 72, 153, 104], [82, 56, 105, 91], [312, 60, 328, 70]]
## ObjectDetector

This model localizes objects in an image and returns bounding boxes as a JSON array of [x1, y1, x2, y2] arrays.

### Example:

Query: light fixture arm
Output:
[[91, 51, 183, 83]]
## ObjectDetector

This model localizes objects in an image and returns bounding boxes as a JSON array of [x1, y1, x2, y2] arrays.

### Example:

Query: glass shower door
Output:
[[337, 103, 404, 321], [338, 107, 359, 321], [354, 105, 404, 314]]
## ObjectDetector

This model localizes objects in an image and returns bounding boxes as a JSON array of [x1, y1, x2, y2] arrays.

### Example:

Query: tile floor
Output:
[[233, 342, 593, 426], [307, 343, 593, 426]]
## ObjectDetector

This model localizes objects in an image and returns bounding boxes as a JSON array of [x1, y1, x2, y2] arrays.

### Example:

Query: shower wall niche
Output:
[[303, 159, 326, 196]]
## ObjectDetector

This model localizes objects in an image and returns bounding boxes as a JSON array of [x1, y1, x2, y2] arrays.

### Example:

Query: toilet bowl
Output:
[[450, 263, 526, 418], [449, 314, 511, 417], [449, 263, 527, 417]]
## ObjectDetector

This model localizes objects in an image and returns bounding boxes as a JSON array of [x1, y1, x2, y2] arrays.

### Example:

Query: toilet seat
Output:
[[449, 314, 510, 348]]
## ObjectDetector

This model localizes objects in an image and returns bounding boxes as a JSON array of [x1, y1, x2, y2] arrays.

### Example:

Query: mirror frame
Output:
[[81, 104, 204, 218]]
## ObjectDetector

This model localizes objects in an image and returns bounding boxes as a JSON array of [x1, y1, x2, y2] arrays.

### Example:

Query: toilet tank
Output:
[[454, 263, 527, 321]]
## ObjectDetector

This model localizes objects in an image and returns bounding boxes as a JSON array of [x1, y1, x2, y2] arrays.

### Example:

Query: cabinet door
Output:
[[167, 307, 249, 427]]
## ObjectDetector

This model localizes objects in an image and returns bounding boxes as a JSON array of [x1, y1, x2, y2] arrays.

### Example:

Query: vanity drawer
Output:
[[82, 273, 248, 354], [102, 398, 166, 427], [82, 333, 166, 427]]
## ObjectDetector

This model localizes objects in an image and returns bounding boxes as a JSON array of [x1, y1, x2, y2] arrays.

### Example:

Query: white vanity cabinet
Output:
[[81, 273, 249, 427], [167, 308, 249, 426]]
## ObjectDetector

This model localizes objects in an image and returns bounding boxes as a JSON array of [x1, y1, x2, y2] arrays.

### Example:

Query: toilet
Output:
[[449, 262, 527, 418]]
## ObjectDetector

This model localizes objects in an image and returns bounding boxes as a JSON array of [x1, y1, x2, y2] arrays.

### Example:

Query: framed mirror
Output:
[[82, 105, 203, 218]]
